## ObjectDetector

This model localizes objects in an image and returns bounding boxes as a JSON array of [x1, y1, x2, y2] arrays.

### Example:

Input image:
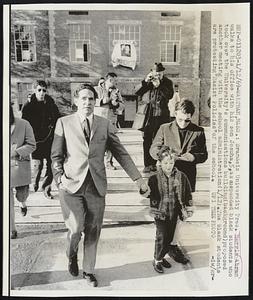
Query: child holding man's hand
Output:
[[141, 146, 194, 273]]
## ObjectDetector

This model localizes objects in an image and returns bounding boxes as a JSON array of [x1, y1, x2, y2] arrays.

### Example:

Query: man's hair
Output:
[[157, 146, 177, 162], [73, 83, 98, 99], [106, 72, 117, 79], [33, 80, 47, 89], [175, 98, 195, 116]]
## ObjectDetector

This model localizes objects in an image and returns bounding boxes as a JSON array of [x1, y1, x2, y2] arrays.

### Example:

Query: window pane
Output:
[[79, 24, 85, 39], [70, 41, 76, 61], [22, 41, 29, 50], [165, 27, 171, 40], [16, 43, 22, 62], [174, 44, 177, 62], [76, 41, 83, 49], [83, 43, 88, 61]]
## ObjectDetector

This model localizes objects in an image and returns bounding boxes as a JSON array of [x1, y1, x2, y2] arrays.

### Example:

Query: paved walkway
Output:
[[11, 222, 209, 296]]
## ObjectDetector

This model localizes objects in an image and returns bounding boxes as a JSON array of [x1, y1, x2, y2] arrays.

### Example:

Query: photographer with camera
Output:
[[95, 72, 125, 170], [136, 63, 174, 173]]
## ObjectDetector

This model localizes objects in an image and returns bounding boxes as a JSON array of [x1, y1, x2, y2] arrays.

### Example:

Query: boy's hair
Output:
[[106, 72, 117, 78], [175, 98, 195, 116], [33, 80, 47, 89], [73, 83, 98, 99], [157, 146, 177, 161]]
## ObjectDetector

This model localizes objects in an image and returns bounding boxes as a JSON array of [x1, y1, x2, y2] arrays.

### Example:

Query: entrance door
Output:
[[121, 95, 138, 128]]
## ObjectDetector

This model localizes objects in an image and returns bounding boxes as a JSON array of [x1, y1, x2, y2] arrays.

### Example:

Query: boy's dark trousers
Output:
[[154, 213, 178, 260]]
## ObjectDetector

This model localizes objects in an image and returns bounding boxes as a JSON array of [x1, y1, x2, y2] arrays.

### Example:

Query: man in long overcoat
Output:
[[136, 63, 174, 173], [22, 80, 60, 199]]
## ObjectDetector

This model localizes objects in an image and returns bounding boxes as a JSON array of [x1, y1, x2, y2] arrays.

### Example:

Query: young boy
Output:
[[144, 145, 194, 273]]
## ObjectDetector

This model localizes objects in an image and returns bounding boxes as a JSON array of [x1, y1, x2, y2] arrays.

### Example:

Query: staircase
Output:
[[15, 128, 210, 225]]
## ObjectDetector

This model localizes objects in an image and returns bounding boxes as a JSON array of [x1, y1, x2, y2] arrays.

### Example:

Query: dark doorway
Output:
[[120, 95, 138, 128]]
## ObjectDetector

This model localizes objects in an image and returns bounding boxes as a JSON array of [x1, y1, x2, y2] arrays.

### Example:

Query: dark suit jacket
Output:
[[51, 113, 141, 196], [149, 121, 208, 191]]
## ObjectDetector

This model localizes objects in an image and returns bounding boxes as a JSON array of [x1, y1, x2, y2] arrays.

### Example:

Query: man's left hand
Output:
[[135, 178, 150, 197]]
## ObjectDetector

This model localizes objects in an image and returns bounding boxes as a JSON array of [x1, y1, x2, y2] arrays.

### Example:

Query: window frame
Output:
[[68, 22, 91, 64], [13, 24, 37, 63], [159, 21, 183, 65]]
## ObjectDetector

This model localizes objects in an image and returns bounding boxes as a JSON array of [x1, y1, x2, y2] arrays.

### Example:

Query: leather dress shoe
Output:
[[83, 272, 98, 287], [43, 189, 54, 199], [161, 258, 171, 268], [152, 260, 164, 273], [11, 230, 17, 239], [20, 206, 27, 216], [168, 245, 189, 264], [68, 255, 79, 277]]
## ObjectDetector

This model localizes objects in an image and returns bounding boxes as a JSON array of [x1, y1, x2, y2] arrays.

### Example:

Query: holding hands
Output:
[[135, 177, 150, 198]]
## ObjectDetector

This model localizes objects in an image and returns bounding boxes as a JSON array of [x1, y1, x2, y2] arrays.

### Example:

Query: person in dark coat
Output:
[[135, 63, 174, 173], [22, 80, 60, 199], [150, 99, 208, 192]]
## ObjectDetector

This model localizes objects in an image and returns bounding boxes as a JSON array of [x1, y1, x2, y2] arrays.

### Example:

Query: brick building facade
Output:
[[11, 9, 211, 126]]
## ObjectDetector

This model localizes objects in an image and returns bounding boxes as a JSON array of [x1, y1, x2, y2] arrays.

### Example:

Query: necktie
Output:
[[83, 118, 91, 144]]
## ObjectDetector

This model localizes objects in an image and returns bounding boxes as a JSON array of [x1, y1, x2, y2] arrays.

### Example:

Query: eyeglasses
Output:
[[37, 88, 47, 92], [178, 119, 191, 123]]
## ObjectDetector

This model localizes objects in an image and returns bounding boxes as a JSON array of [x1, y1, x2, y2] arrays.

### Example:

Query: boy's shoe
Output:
[[168, 245, 189, 264], [161, 258, 171, 268], [152, 260, 164, 273], [20, 206, 27, 216], [83, 272, 98, 287]]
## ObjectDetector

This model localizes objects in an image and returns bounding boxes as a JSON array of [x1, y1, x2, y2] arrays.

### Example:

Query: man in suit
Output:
[[51, 83, 148, 287], [149, 99, 208, 264], [135, 63, 174, 173]]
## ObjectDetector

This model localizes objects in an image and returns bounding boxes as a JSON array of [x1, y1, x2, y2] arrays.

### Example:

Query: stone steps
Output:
[[18, 128, 210, 225]]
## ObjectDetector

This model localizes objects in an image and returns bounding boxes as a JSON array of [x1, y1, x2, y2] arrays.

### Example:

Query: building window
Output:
[[17, 82, 33, 110], [108, 22, 141, 63], [13, 25, 36, 62], [69, 23, 91, 63], [160, 23, 182, 64]]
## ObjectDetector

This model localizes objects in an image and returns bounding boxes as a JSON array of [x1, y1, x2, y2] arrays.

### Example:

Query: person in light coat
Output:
[[10, 105, 36, 239]]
